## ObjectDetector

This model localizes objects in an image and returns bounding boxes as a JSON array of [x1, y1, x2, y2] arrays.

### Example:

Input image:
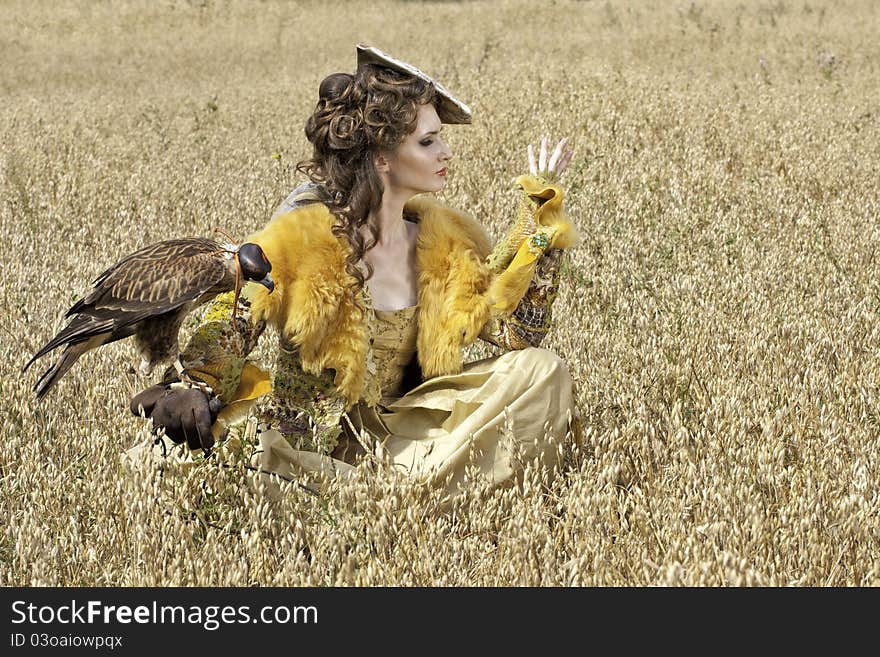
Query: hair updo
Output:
[[296, 64, 439, 295]]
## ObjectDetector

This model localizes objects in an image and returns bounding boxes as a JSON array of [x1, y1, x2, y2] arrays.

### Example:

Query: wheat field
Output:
[[2, 0, 879, 586]]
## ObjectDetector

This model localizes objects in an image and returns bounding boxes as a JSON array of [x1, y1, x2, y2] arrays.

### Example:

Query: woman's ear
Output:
[[373, 152, 390, 174]]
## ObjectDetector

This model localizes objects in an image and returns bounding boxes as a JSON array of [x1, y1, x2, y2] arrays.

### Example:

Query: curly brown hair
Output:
[[296, 64, 439, 295]]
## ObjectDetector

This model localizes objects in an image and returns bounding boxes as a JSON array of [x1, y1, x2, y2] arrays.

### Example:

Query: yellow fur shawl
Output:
[[243, 197, 498, 404]]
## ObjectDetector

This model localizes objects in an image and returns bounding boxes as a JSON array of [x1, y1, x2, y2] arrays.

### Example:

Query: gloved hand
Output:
[[130, 382, 222, 452]]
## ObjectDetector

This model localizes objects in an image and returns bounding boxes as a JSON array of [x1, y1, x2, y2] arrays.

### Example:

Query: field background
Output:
[[2, 0, 879, 586]]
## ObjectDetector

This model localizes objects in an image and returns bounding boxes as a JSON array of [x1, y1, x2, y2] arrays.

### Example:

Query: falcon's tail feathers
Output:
[[22, 318, 115, 374], [22, 339, 63, 374], [32, 342, 93, 401]]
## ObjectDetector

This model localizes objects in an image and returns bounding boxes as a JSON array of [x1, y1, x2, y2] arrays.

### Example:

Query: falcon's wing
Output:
[[72, 238, 232, 322]]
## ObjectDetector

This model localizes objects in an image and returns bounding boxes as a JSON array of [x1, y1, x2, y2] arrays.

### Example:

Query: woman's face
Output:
[[380, 103, 452, 196]]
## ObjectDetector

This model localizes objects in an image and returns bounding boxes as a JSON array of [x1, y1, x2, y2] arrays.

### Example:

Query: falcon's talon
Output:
[[172, 371, 214, 399]]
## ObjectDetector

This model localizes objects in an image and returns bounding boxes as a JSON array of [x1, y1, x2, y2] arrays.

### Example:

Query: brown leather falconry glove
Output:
[[130, 382, 222, 453]]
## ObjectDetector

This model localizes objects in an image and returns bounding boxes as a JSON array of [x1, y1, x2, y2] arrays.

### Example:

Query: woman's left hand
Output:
[[527, 136, 574, 180]]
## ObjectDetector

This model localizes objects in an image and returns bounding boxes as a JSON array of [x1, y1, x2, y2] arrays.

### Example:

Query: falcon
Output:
[[23, 237, 274, 400]]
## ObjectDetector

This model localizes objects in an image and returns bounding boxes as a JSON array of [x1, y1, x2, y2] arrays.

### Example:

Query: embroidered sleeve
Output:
[[249, 342, 346, 455], [480, 248, 565, 350], [480, 173, 579, 350], [162, 288, 266, 404]]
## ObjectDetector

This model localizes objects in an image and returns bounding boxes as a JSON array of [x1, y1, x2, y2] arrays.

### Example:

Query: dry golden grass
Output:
[[2, 0, 879, 586]]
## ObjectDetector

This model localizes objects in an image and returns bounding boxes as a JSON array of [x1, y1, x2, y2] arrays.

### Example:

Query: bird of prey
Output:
[[23, 237, 274, 400]]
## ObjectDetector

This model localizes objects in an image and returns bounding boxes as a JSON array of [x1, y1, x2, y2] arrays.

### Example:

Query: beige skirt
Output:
[[254, 347, 577, 498]]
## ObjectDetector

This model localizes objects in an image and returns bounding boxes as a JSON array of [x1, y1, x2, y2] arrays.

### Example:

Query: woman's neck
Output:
[[370, 190, 411, 247]]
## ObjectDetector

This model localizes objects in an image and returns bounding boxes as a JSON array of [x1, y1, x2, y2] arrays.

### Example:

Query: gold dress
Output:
[[253, 303, 575, 498]]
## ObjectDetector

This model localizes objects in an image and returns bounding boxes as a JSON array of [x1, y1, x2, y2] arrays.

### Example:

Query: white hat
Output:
[[356, 43, 472, 124]]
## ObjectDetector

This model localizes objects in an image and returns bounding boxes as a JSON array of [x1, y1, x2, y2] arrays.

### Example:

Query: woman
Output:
[[131, 45, 581, 498]]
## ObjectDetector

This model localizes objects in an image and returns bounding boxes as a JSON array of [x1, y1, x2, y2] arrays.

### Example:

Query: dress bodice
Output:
[[365, 305, 419, 404]]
